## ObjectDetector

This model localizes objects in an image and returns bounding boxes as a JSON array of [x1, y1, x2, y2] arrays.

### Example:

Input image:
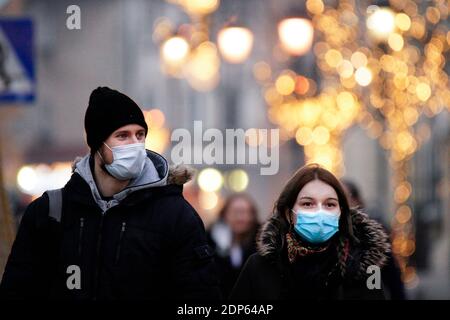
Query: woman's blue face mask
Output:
[[291, 180, 342, 244], [291, 207, 340, 244]]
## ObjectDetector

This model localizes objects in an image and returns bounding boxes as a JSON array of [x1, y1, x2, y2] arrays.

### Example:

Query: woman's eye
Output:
[[326, 203, 337, 208], [302, 202, 312, 207]]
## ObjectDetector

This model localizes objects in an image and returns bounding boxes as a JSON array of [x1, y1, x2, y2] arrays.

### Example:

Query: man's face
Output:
[[99, 124, 146, 164]]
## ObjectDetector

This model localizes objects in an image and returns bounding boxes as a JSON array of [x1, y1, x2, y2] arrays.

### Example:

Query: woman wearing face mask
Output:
[[230, 164, 391, 300]]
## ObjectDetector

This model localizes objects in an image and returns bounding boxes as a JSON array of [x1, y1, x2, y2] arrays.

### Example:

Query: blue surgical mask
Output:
[[291, 208, 340, 244], [100, 142, 146, 180]]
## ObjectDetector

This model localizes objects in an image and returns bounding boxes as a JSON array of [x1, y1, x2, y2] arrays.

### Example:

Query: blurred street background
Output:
[[0, 0, 449, 299]]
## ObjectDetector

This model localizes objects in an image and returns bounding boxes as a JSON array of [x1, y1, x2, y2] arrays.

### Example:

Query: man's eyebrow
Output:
[[115, 129, 145, 135], [114, 131, 130, 135]]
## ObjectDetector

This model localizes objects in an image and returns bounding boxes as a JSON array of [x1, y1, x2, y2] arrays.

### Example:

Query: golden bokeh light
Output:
[[179, 0, 220, 16], [355, 67, 373, 86], [306, 0, 324, 15], [395, 13, 411, 31], [350, 51, 368, 69], [337, 60, 354, 79], [366, 7, 396, 39], [184, 42, 220, 91], [198, 168, 223, 192], [227, 169, 249, 192], [275, 74, 296, 96], [278, 18, 314, 56], [295, 127, 313, 146], [388, 33, 404, 51], [217, 26, 254, 63], [415, 82, 432, 101], [325, 49, 343, 68], [312, 126, 330, 145], [253, 61, 272, 82], [161, 36, 190, 65]]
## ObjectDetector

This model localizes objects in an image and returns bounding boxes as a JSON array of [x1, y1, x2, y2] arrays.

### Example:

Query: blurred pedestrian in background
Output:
[[231, 164, 391, 300], [342, 180, 406, 300], [208, 193, 260, 298]]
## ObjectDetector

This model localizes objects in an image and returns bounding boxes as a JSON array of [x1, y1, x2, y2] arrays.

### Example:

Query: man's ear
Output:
[[95, 147, 103, 163], [95, 147, 114, 177], [96, 145, 109, 165]]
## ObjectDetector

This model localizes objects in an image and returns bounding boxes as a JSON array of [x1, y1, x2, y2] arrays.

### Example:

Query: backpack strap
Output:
[[45, 189, 63, 223]]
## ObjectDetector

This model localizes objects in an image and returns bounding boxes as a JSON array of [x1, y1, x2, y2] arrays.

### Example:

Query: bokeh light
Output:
[[278, 18, 314, 56], [217, 26, 254, 63], [198, 168, 223, 192]]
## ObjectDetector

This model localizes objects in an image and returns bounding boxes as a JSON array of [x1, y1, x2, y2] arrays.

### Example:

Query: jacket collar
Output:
[[256, 208, 391, 277], [68, 151, 194, 212]]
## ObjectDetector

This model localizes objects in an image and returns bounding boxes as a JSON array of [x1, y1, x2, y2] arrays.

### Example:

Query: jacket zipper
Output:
[[78, 217, 85, 257], [93, 211, 105, 300], [115, 222, 127, 264]]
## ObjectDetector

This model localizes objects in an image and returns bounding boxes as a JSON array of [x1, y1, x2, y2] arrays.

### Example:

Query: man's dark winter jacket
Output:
[[0, 150, 221, 300], [230, 209, 391, 300]]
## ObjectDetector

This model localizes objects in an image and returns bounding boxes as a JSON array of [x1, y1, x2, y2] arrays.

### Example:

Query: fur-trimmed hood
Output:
[[71, 155, 194, 186], [257, 208, 391, 277]]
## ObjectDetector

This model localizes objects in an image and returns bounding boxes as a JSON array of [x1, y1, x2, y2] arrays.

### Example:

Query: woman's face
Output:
[[224, 197, 255, 236], [291, 179, 341, 224]]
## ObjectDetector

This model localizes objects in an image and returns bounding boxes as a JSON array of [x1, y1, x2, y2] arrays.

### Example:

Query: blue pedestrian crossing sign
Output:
[[0, 18, 35, 104]]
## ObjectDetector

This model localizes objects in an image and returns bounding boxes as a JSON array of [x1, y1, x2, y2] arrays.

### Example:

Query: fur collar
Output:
[[257, 208, 391, 275], [166, 164, 195, 185]]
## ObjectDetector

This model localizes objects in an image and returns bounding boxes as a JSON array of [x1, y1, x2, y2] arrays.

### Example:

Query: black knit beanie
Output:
[[84, 87, 148, 153]]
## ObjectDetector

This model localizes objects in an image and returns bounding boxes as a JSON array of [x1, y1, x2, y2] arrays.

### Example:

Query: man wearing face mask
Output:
[[0, 87, 221, 300]]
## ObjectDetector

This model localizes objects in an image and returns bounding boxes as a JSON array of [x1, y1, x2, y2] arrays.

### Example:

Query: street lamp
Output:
[[179, 0, 220, 16], [184, 41, 220, 91], [217, 26, 254, 64], [278, 17, 314, 56], [160, 0, 257, 91], [161, 36, 190, 66]]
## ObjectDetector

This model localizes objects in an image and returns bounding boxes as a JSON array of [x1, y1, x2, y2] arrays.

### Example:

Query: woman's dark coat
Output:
[[230, 209, 391, 300]]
